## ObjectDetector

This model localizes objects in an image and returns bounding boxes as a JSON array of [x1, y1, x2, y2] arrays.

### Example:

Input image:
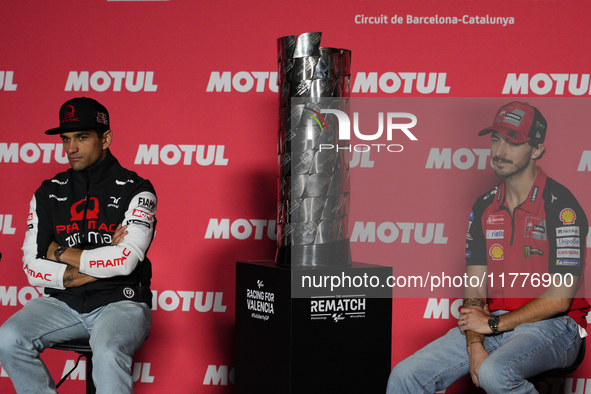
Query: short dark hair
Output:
[[528, 140, 545, 160]]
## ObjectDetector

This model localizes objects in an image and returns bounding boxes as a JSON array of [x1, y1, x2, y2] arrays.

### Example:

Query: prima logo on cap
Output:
[[61, 105, 79, 123]]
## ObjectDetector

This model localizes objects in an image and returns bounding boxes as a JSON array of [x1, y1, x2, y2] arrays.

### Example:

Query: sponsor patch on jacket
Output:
[[556, 249, 580, 258], [127, 219, 151, 228], [556, 237, 580, 248], [560, 208, 576, 225], [530, 186, 539, 202], [556, 259, 580, 266], [556, 226, 580, 237], [524, 217, 546, 241], [486, 230, 504, 239], [489, 244, 504, 260], [132, 209, 154, 222], [486, 215, 504, 225], [138, 197, 156, 212], [524, 246, 544, 257]]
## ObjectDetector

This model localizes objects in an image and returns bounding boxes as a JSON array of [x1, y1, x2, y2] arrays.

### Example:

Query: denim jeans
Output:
[[387, 312, 582, 394], [0, 296, 151, 394]]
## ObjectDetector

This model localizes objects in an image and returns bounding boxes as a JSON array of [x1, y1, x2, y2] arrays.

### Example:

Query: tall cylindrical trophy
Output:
[[275, 32, 352, 268]]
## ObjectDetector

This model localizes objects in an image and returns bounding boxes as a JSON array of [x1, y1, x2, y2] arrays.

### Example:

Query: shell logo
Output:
[[489, 244, 504, 260], [560, 208, 576, 225]]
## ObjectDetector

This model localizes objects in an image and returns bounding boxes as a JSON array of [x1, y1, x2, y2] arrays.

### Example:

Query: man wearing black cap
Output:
[[0, 97, 157, 393], [387, 102, 589, 394]]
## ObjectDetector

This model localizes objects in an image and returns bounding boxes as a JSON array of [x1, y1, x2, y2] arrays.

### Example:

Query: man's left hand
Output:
[[459, 304, 493, 335]]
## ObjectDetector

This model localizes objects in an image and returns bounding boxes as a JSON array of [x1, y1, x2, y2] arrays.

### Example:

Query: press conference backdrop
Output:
[[1, 1, 590, 393]]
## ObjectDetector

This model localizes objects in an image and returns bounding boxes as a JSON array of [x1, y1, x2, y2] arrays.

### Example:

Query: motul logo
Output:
[[351, 222, 448, 244], [65, 71, 158, 92], [352, 72, 451, 94], [0, 143, 68, 164], [503, 73, 591, 96], [0, 214, 16, 235], [426, 148, 492, 170], [134, 144, 228, 166], [204, 219, 277, 240], [60, 360, 154, 383], [0, 71, 17, 91], [203, 365, 235, 386], [151, 290, 227, 312], [423, 298, 463, 319], [0, 286, 44, 306], [207, 72, 278, 93]]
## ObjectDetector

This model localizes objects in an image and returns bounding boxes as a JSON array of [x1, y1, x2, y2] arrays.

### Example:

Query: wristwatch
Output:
[[488, 316, 500, 335], [54, 246, 68, 263]]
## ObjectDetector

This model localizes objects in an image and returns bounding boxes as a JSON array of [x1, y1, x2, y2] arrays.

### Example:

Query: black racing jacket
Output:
[[22, 150, 157, 312]]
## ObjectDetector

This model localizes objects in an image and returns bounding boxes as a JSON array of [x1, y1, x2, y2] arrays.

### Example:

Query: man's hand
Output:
[[459, 304, 493, 335], [47, 241, 60, 261], [467, 342, 489, 387], [111, 224, 128, 245]]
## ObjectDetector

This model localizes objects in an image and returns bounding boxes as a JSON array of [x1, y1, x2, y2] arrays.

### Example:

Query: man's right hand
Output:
[[467, 342, 489, 387], [111, 224, 128, 245]]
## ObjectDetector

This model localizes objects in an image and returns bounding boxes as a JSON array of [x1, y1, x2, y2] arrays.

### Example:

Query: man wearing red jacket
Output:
[[387, 101, 589, 394]]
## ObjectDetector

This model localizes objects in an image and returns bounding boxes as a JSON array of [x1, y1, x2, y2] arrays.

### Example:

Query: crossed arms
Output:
[[22, 191, 157, 289]]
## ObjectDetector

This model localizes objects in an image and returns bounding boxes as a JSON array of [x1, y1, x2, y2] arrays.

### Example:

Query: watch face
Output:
[[488, 316, 499, 333]]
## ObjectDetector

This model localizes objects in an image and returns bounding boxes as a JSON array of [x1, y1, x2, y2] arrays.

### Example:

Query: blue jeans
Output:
[[387, 312, 582, 394], [0, 296, 151, 394]]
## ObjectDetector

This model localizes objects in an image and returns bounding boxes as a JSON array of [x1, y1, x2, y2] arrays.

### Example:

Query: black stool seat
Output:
[[531, 338, 586, 383], [50, 338, 95, 394], [51, 338, 92, 353]]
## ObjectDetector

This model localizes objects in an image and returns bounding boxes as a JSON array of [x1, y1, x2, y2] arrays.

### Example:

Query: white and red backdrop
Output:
[[1, 1, 590, 393]]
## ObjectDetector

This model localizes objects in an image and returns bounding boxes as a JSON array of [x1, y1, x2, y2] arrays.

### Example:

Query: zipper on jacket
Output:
[[81, 171, 91, 245]]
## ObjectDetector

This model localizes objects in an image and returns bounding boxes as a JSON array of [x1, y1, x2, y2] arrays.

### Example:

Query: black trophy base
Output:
[[275, 239, 352, 267], [235, 260, 392, 394]]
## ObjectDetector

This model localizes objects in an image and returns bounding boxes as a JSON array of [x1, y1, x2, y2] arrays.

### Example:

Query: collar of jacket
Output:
[[71, 149, 120, 187]]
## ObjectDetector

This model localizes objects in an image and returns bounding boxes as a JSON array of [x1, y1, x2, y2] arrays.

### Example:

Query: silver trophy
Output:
[[275, 32, 352, 268]]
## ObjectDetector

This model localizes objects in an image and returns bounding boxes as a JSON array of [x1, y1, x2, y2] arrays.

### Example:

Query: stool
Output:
[[531, 338, 586, 383], [51, 338, 96, 394]]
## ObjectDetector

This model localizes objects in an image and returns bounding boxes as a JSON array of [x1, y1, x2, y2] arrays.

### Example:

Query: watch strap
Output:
[[54, 246, 68, 263]]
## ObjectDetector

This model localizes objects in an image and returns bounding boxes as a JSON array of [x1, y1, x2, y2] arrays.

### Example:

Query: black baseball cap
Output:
[[45, 97, 110, 135]]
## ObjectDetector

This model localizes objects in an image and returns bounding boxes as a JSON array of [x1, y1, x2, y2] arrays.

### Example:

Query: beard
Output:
[[492, 147, 533, 180]]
